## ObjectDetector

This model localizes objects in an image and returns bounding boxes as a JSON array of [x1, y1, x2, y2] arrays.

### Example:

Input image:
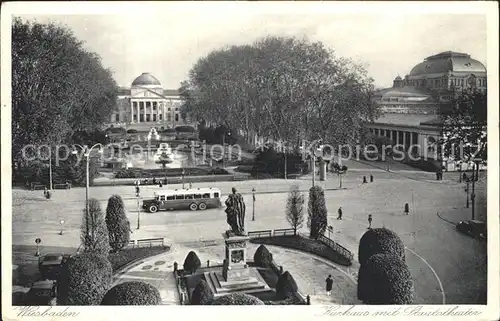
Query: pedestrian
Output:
[[43, 187, 48, 198], [363, 176, 367, 184], [135, 185, 140, 195], [337, 207, 343, 220], [462, 173, 467, 182], [159, 181, 163, 188], [164, 178, 168, 185], [404, 203, 409, 215], [153, 177, 156, 185], [325, 274, 333, 296], [368, 214, 372, 229], [370, 174, 374, 183]]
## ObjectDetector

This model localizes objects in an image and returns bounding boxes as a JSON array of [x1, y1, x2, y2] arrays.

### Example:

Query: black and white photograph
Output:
[[1, 1, 498, 320]]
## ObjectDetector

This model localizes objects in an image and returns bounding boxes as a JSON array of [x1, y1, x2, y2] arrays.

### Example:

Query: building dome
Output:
[[131, 73, 161, 86], [409, 51, 486, 76]]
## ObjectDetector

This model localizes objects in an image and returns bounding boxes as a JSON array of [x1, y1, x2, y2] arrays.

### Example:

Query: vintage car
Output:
[[456, 220, 486, 240], [38, 253, 71, 280], [25, 280, 57, 306]]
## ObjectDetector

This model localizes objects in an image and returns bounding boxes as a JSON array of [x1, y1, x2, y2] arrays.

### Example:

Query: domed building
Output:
[[366, 51, 486, 170], [110, 72, 189, 129]]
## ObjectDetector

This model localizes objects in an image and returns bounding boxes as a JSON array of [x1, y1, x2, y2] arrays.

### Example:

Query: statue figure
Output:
[[225, 187, 246, 236]]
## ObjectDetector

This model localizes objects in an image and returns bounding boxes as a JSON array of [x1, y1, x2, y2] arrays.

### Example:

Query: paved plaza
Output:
[[11, 160, 487, 304]]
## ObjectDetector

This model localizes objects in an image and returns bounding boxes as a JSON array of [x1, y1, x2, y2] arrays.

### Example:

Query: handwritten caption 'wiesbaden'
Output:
[[322, 305, 483, 317]]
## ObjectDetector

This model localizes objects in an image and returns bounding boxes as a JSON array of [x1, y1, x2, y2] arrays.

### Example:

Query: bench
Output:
[[31, 182, 45, 190], [273, 228, 296, 236], [248, 230, 273, 238], [54, 183, 71, 189], [286, 174, 300, 179], [136, 237, 165, 248]]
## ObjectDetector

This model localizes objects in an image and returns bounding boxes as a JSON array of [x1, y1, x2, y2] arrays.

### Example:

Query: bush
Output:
[[357, 253, 414, 304], [211, 293, 264, 305], [307, 185, 328, 239], [276, 271, 298, 300], [253, 245, 273, 267], [190, 279, 214, 305], [252, 147, 306, 177], [105, 195, 130, 252], [57, 253, 112, 305], [183, 251, 201, 274], [286, 185, 305, 235], [81, 198, 110, 255], [101, 281, 161, 305], [358, 228, 405, 266]]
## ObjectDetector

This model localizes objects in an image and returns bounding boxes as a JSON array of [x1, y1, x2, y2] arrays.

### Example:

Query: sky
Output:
[[16, 4, 488, 89]]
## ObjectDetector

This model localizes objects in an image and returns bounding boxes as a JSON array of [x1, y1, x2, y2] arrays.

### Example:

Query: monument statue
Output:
[[225, 187, 246, 236]]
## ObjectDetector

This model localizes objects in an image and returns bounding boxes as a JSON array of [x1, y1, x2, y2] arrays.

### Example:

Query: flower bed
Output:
[[250, 235, 353, 266], [115, 167, 228, 179], [108, 246, 171, 273]]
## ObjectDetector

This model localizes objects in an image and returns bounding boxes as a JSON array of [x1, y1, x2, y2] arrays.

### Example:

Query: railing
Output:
[[318, 234, 354, 261], [247, 230, 272, 238]]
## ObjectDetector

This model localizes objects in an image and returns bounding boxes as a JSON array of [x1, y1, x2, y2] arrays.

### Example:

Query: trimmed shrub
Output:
[[190, 279, 214, 305], [253, 245, 273, 267], [357, 253, 414, 304], [358, 228, 405, 266], [81, 198, 110, 255], [286, 185, 305, 235], [101, 281, 161, 305], [211, 293, 264, 305], [307, 185, 328, 239], [183, 251, 201, 274], [57, 253, 112, 305], [276, 271, 299, 300], [105, 195, 130, 252]]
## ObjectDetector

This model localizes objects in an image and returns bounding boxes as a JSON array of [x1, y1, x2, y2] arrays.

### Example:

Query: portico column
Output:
[[130, 102, 134, 123], [137, 103, 140, 123], [396, 130, 400, 145], [402, 131, 406, 149], [390, 130, 393, 143], [143, 102, 146, 122]]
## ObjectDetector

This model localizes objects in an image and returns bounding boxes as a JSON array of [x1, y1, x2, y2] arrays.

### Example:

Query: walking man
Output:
[[368, 214, 373, 229], [325, 275, 333, 296], [370, 174, 374, 183], [404, 203, 409, 215], [337, 207, 343, 220], [363, 176, 367, 184]]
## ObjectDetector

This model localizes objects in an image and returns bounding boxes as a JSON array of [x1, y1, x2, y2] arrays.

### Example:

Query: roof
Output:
[[372, 113, 440, 127], [116, 87, 180, 97], [132, 73, 162, 86], [374, 86, 438, 103], [409, 51, 486, 76], [154, 188, 222, 196]]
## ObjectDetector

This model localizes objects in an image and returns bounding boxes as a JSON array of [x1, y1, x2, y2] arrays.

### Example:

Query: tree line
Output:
[[180, 36, 380, 152]]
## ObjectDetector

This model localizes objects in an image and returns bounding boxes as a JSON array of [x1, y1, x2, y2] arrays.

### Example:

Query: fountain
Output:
[[147, 127, 160, 141]]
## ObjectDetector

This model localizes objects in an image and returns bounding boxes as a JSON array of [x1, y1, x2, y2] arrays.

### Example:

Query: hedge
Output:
[[57, 253, 113, 305], [101, 281, 161, 305], [190, 279, 214, 305], [251, 235, 352, 266], [114, 167, 228, 179], [358, 228, 405, 266], [105, 195, 130, 252], [211, 293, 265, 305], [183, 251, 201, 274], [253, 245, 273, 267], [357, 253, 414, 304], [276, 271, 298, 300]]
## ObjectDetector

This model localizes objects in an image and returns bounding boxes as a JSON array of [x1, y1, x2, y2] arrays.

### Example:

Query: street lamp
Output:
[[59, 219, 65, 235], [181, 168, 185, 189], [136, 189, 141, 230], [222, 131, 231, 169], [72, 143, 104, 233], [252, 188, 256, 221], [465, 180, 470, 208]]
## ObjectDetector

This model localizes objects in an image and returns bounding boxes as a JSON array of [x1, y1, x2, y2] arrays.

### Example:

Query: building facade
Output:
[[365, 51, 486, 169], [108, 73, 191, 130]]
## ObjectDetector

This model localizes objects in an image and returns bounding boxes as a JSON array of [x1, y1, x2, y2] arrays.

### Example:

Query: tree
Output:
[[101, 281, 161, 305], [357, 253, 414, 304], [307, 185, 328, 239], [12, 18, 117, 178], [57, 253, 112, 305], [286, 185, 305, 235], [183, 251, 201, 274], [105, 195, 130, 252], [190, 280, 214, 305], [253, 245, 273, 267], [275, 271, 299, 300], [358, 228, 405, 266], [81, 198, 111, 255], [441, 88, 487, 169]]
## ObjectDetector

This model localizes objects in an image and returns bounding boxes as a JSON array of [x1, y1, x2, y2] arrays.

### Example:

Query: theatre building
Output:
[[365, 51, 487, 170], [107, 72, 193, 130]]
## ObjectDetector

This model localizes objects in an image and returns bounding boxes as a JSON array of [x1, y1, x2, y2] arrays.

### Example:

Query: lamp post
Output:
[[252, 188, 256, 221], [35, 238, 41, 256], [222, 131, 231, 169], [136, 189, 140, 230], [181, 168, 185, 189], [49, 147, 53, 191], [73, 143, 104, 235], [59, 220, 65, 235], [465, 180, 470, 208]]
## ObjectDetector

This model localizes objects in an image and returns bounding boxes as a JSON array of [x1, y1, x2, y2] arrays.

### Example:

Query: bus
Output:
[[142, 187, 222, 213]]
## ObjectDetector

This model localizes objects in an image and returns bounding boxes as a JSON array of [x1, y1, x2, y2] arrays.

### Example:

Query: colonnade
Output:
[[130, 100, 179, 123]]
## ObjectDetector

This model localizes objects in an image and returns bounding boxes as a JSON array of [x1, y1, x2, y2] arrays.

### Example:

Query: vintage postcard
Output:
[[1, 1, 498, 320]]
